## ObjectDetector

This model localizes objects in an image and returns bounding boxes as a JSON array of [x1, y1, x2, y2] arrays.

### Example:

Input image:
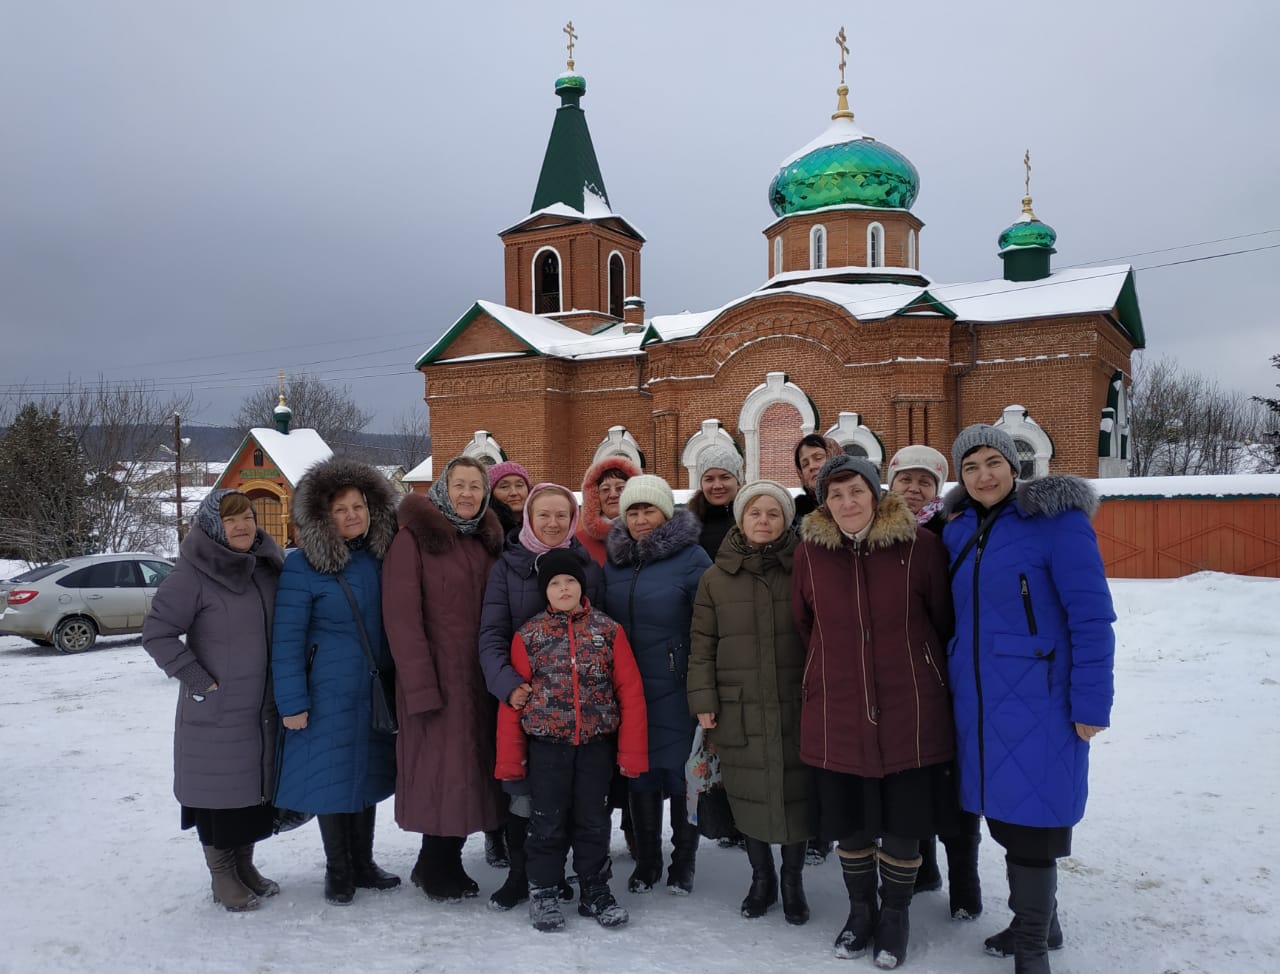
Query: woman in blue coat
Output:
[[604, 474, 712, 895], [944, 425, 1115, 974], [272, 458, 401, 905]]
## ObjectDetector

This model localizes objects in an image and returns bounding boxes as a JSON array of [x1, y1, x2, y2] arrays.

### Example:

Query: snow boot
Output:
[[833, 848, 877, 959], [578, 875, 629, 928], [666, 794, 698, 895], [484, 827, 509, 868], [233, 843, 279, 898], [529, 884, 566, 932], [1005, 861, 1058, 974], [915, 836, 942, 892], [412, 834, 467, 903], [203, 845, 260, 912], [985, 913, 1064, 956], [489, 815, 530, 910], [943, 832, 983, 919], [317, 814, 355, 905], [780, 841, 810, 926], [807, 836, 834, 865], [873, 851, 920, 970], [740, 838, 778, 918], [626, 791, 664, 893], [349, 805, 401, 891]]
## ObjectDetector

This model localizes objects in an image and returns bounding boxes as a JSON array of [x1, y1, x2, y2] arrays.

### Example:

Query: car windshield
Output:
[[8, 564, 67, 583]]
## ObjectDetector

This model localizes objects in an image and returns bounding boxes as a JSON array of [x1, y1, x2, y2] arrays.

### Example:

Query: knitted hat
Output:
[[732, 480, 796, 530], [487, 460, 531, 491], [887, 445, 949, 489], [951, 424, 1020, 478], [696, 446, 744, 486], [815, 455, 883, 506], [618, 474, 675, 520], [536, 548, 587, 597]]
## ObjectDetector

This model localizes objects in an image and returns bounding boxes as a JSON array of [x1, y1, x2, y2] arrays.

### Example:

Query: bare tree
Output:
[[385, 408, 432, 472], [1253, 353, 1280, 472], [234, 374, 372, 448]]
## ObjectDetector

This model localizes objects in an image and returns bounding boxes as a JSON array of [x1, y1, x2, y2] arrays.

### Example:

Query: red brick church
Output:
[[415, 32, 1143, 488]]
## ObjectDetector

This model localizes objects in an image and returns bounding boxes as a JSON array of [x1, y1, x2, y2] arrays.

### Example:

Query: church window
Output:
[[252, 448, 264, 467], [993, 405, 1054, 479], [810, 225, 827, 270], [608, 252, 625, 319], [774, 236, 784, 276], [825, 412, 884, 466], [867, 223, 885, 268], [533, 248, 562, 314], [907, 229, 916, 269]]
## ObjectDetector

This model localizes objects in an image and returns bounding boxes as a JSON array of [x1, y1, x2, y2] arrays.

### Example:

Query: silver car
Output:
[[0, 553, 174, 653]]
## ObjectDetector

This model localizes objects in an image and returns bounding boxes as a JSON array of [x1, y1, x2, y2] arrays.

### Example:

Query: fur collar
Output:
[[397, 491, 504, 557], [943, 475, 1099, 520], [292, 457, 400, 574], [181, 523, 284, 593], [606, 507, 703, 567], [799, 491, 917, 552], [579, 455, 642, 542]]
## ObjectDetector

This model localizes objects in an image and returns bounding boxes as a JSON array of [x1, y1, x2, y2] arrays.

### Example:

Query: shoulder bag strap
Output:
[[948, 505, 1004, 582], [335, 573, 381, 677]]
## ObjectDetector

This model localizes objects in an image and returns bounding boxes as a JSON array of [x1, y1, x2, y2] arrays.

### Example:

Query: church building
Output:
[[415, 30, 1143, 488]]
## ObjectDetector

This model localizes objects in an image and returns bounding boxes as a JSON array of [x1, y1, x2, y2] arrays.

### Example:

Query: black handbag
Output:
[[335, 574, 398, 736], [696, 784, 737, 841]]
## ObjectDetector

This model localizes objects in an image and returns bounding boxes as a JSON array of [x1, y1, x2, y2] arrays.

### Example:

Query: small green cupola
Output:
[[273, 371, 292, 435], [998, 150, 1057, 282]]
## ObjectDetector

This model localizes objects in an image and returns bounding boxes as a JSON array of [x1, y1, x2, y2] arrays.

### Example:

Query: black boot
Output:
[[740, 838, 778, 918], [915, 835, 942, 892], [806, 836, 833, 865], [780, 841, 810, 926], [620, 800, 636, 859], [578, 874, 629, 927], [667, 794, 698, 895], [627, 791, 664, 893], [412, 834, 467, 903], [318, 814, 355, 905], [488, 816, 529, 911], [833, 848, 878, 959], [349, 805, 401, 891], [985, 912, 1064, 956], [942, 832, 983, 919], [873, 852, 920, 970], [528, 884, 565, 932], [1006, 861, 1058, 974], [484, 827, 509, 868], [233, 843, 280, 898]]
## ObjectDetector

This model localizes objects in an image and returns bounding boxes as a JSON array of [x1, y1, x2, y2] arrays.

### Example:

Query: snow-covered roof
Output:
[[402, 456, 434, 482], [498, 202, 647, 241], [245, 428, 333, 487], [1092, 474, 1280, 500], [422, 300, 648, 366]]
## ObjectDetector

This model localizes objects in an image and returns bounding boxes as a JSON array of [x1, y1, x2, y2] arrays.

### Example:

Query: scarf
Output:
[[914, 494, 945, 525], [518, 483, 580, 555], [428, 460, 491, 535]]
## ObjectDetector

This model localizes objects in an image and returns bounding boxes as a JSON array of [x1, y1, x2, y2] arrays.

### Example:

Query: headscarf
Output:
[[518, 483, 580, 555], [195, 489, 252, 549], [428, 457, 492, 535], [913, 494, 946, 525]]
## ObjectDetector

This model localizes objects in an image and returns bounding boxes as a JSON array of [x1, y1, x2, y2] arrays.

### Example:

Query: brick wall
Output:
[[764, 209, 925, 275]]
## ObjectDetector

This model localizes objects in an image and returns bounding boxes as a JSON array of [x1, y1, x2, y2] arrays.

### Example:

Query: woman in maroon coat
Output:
[[793, 455, 955, 968], [382, 456, 507, 903]]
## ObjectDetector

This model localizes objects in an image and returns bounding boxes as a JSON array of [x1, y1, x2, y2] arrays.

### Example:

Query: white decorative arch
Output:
[[810, 224, 827, 270], [994, 405, 1053, 479], [737, 372, 818, 482], [1098, 372, 1131, 478], [592, 425, 644, 468], [531, 245, 563, 314], [462, 430, 506, 466], [773, 235, 784, 277], [681, 419, 740, 490], [907, 229, 917, 269], [867, 223, 885, 268], [825, 412, 885, 466]]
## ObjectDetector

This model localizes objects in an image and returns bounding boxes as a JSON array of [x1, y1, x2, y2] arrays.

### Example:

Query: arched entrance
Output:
[[757, 401, 805, 483], [247, 490, 289, 548]]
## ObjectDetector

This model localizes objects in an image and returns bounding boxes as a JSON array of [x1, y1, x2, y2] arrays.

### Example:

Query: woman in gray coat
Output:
[[143, 490, 285, 912]]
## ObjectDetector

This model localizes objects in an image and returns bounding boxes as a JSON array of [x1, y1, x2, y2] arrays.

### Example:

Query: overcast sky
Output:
[[3, 0, 1277, 433]]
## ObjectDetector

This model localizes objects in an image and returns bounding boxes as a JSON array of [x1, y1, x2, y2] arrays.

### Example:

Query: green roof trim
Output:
[[893, 288, 956, 318], [1114, 270, 1146, 348], [415, 303, 541, 368], [530, 81, 610, 214]]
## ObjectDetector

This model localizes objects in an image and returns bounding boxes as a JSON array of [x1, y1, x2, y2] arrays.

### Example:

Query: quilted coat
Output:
[[943, 475, 1115, 828]]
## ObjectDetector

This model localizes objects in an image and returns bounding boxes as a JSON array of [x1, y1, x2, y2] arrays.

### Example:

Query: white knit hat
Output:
[[618, 474, 675, 520], [732, 480, 795, 530], [887, 445, 949, 489], [696, 446, 744, 486]]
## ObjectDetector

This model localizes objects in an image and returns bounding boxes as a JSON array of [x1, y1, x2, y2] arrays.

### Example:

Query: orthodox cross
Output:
[[278, 369, 286, 406], [836, 27, 849, 84], [564, 20, 577, 69], [1024, 149, 1032, 197]]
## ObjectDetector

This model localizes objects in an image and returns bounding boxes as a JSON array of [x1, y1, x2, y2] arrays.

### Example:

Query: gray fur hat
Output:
[[696, 446, 744, 485], [952, 424, 1020, 478], [815, 454, 882, 506]]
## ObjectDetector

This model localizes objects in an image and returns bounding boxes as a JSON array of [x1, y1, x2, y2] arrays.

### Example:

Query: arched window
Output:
[[533, 247, 561, 314], [993, 405, 1054, 479], [773, 236, 784, 276], [810, 225, 827, 270], [461, 430, 506, 466], [825, 412, 885, 467], [608, 252, 625, 320], [681, 419, 741, 490], [867, 223, 884, 268], [252, 448, 264, 467], [907, 229, 916, 269], [737, 372, 819, 482], [592, 425, 644, 469]]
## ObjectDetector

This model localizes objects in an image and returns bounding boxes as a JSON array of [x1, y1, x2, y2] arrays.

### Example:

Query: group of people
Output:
[[142, 421, 1115, 973]]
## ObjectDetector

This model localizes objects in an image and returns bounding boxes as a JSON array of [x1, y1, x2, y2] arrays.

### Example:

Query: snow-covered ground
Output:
[[0, 572, 1275, 974]]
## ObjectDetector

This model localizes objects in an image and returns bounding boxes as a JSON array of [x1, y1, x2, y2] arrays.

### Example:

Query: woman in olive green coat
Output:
[[688, 480, 812, 925]]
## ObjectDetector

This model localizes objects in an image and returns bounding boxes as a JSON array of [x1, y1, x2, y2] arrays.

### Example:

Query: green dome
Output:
[[770, 116, 919, 215], [998, 201, 1057, 252], [555, 71, 586, 96]]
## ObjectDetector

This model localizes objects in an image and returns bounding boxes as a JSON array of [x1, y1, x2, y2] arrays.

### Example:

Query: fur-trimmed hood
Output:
[[292, 457, 399, 574], [579, 455, 642, 542], [943, 475, 1099, 521], [799, 491, 917, 552], [605, 506, 703, 567], [180, 521, 284, 594], [396, 491, 504, 558]]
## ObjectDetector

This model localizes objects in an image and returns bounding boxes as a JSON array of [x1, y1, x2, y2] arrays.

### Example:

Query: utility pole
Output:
[[174, 412, 185, 543]]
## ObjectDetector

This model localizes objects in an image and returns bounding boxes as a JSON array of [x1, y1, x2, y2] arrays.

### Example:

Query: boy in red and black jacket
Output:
[[496, 548, 648, 932]]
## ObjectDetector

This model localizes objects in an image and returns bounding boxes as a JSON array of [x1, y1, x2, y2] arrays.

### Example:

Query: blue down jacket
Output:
[[943, 475, 1115, 828], [604, 509, 712, 770]]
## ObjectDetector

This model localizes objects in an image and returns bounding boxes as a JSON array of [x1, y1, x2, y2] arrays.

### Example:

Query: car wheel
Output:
[[29, 638, 52, 647], [54, 616, 97, 654]]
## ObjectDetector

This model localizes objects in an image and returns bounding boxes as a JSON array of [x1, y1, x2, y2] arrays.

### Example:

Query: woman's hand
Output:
[[1075, 722, 1105, 741], [697, 712, 717, 729], [508, 683, 532, 710], [283, 712, 309, 730]]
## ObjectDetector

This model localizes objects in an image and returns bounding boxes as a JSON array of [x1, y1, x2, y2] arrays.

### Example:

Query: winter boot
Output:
[[488, 815, 530, 911], [833, 848, 878, 959], [985, 912, 1064, 956], [349, 805, 401, 891], [445, 835, 478, 897], [317, 814, 355, 905], [203, 845, 260, 912], [806, 836, 833, 866], [915, 835, 942, 892], [942, 832, 983, 919], [666, 794, 698, 895], [1005, 861, 1058, 974], [578, 875, 629, 928], [484, 827, 509, 868], [620, 801, 637, 860], [740, 838, 778, 918], [412, 834, 466, 903], [872, 852, 920, 970], [780, 841, 810, 926], [233, 843, 280, 898], [528, 884, 566, 932], [626, 791, 664, 893]]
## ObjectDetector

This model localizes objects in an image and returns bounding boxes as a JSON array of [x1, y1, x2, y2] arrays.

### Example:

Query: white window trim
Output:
[[867, 223, 885, 268], [681, 419, 741, 490], [907, 229, 916, 269], [607, 250, 625, 319], [531, 245, 564, 315], [810, 224, 827, 270], [773, 235, 784, 277], [461, 430, 506, 465], [825, 412, 885, 466], [737, 372, 818, 482], [592, 425, 643, 468], [994, 405, 1053, 479]]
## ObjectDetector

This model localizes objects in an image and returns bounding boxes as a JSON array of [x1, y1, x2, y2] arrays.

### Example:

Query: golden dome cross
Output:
[[564, 20, 577, 70], [836, 27, 849, 84]]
